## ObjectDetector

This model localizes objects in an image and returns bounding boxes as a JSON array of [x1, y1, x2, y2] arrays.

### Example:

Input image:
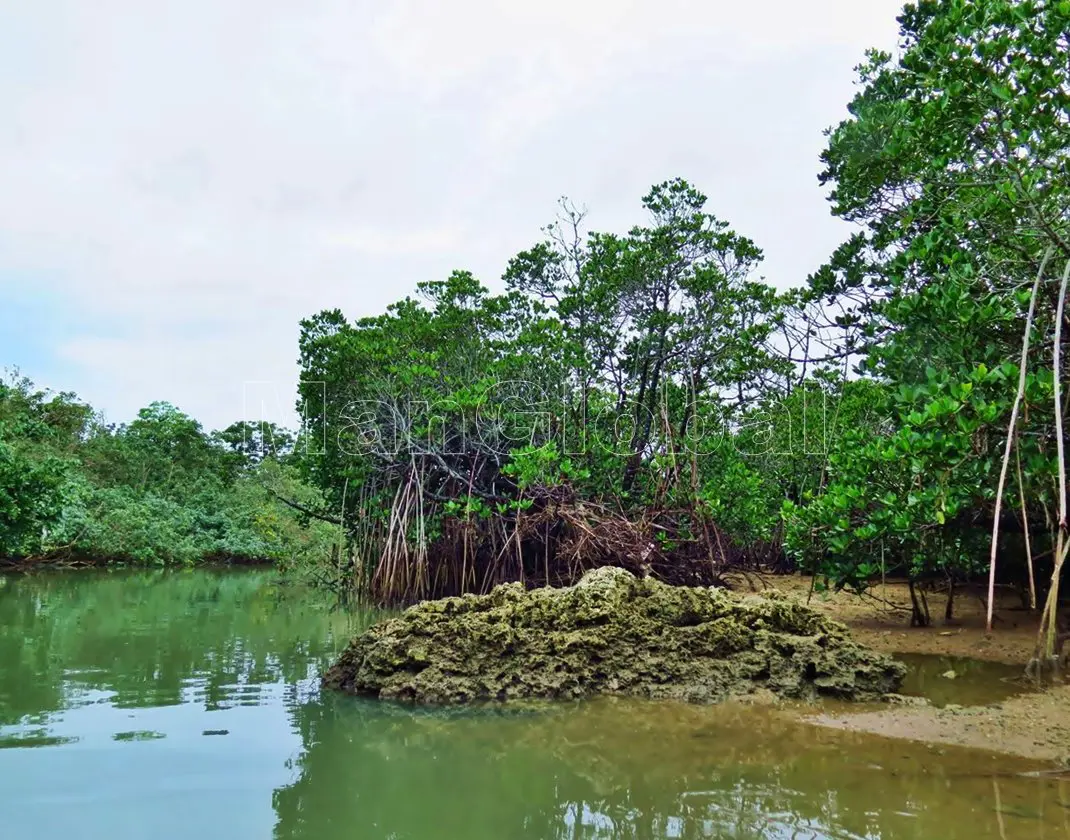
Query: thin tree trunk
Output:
[[908, 578, 930, 628], [1015, 444, 1037, 611], [1036, 259, 1070, 664], [988, 247, 1054, 632]]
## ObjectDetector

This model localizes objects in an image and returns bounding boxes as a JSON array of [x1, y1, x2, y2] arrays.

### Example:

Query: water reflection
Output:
[[272, 694, 1069, 840], [896, 652, 1038, 708], [0, 569, 374, 840], [0, 569, 367, 726], [0, 569, 1066, 840]]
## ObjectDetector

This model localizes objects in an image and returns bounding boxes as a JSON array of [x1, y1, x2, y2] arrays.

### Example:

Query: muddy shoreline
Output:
[[739, 575, 1070, 764]]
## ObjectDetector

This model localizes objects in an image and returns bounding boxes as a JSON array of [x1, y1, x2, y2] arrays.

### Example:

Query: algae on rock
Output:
[[323, 567, 906, 705]]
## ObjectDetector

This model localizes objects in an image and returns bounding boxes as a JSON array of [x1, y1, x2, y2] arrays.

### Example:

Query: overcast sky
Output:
[[0, 0, 904, 431]]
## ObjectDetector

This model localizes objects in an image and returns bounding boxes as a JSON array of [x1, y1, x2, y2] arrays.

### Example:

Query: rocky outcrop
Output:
[[323, 567, 906, 705]]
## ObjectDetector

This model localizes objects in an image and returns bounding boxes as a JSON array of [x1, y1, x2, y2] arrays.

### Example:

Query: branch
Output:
[[267, 489, 343, 525]]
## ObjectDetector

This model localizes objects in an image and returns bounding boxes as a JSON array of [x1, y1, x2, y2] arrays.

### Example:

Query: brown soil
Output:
[[727, 573, 1044, 663], [725, 573, 1070, 764], [809, 688, 1070, 764]]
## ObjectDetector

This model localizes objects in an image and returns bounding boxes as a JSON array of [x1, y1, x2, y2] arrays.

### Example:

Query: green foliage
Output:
[[8, 0, 1068, 615], [291, 2, 1070, 606], [0, 439, 71, 555], [784, 0, 1070, 604], [0, 370, 338, 568], [786, 366, 1013, 590], [0, 372, 85, 557], [295, 179, 799, 599]]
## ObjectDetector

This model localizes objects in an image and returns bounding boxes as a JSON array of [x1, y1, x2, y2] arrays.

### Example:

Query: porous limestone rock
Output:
[[323, 567, 906, 705]]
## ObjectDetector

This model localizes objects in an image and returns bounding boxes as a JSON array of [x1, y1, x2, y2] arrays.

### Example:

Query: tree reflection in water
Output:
[[0, 569, 1064, 840], [273, 692, 1066, 840]]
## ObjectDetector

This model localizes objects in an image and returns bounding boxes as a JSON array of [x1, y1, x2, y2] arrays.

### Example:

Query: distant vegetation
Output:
[[0, 371, 338, 571], [3, 0, 1069, 666]]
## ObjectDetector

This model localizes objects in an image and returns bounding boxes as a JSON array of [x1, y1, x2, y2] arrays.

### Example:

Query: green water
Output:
[[897, 652, 1039, 708], [0, 570, 1068, 840]]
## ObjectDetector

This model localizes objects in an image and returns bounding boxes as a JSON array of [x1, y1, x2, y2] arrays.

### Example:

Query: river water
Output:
[[0, 568, 1066, 839]]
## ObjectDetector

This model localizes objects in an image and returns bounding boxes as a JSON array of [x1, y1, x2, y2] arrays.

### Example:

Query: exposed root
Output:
[[352, 485, 772, 605]]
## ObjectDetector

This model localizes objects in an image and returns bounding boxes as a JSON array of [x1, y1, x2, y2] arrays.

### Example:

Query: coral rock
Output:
[[323, 567, 906, 705]]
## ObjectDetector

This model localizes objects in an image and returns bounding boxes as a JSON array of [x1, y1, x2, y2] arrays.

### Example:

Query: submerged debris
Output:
[[323, 567, 906, 705]]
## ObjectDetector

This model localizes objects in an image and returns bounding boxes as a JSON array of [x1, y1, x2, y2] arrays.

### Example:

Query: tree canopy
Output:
[[0, 371, 337, 571], [4, 0, 1068, 664]]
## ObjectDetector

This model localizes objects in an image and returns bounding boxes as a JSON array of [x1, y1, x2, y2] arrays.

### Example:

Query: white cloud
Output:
[[0, 0, 904, 429], [319, 225, 465, 257]]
